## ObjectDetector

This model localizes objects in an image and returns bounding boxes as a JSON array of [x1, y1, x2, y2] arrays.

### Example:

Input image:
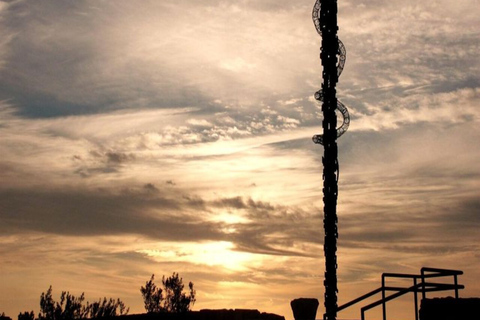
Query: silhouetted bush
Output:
[[86, 298, 129, 318], [141, 273, 196, 313], [1, 312, 12, 320], [38, 286, 129, 320], [39, 286, 87, 320], [140, 275, 164, 313], [18, 311, 34, 320]]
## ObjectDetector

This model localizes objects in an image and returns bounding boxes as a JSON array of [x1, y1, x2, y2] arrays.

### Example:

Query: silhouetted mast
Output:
[[312, 1, 349, 320]]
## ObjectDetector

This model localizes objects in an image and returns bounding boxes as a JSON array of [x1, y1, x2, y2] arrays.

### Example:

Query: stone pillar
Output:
[[291, 298, 319, 320]]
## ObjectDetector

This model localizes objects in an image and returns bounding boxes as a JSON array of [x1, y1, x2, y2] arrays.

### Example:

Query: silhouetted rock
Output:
[[290, 298, 319, 320], [420, 297, 480, 320]]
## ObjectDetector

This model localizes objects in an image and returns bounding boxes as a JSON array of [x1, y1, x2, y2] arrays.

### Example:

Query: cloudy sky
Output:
[[0, 0, 479, 319]]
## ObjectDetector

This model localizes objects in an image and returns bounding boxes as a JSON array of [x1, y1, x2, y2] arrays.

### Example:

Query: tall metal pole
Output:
[[321, 0, 339, 315], [312, 1, 348, 320]]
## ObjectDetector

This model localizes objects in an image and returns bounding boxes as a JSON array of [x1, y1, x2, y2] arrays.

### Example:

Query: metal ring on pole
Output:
[[312, 0, 349, 145]]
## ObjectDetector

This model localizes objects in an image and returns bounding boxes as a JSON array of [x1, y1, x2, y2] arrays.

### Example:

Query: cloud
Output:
[[0, 185, 315, 257], [143, 183, 159, 192], [0, 0, 316, 119]]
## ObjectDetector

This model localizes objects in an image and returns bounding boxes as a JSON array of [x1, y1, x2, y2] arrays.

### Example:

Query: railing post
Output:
[[381, 275, 386, 320], [414, 278, 419, 320], [454, 275, 459, 299], [421, 269, 426, 300]]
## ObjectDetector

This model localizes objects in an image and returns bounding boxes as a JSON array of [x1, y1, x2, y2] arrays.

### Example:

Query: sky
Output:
[[0, 0, 479, 319]]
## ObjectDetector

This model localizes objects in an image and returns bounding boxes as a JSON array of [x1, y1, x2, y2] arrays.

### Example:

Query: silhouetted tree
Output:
[[162, 273, 196, 313], [18, 311, 34, 320], [85, 297, 129, 318], [140, 274, 164, 313], [39, 286, 87, 320], [141, 273, 196, 313], [38, 286, 129, 320]]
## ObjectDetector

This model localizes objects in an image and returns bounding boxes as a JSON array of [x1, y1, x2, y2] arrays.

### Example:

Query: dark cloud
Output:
[[0, 187, 225, 241], [181, 195, 206, 211], [0, 181, 462, 260], [0, 0, 313, 123], [71, 150, 136, 178], [206, 197, 323, 256], [211, 196, 304, 221], [211, 196, 247, 209], [436, 199, 480, 232], [0, 186, 322, 257], [105, 152, 134, 164], [143, 183, 159, 192], [0, 0, 212, 118], [230, 219, 320, 257], [74, 166, 119, 178], [336, 194, 480, 255]]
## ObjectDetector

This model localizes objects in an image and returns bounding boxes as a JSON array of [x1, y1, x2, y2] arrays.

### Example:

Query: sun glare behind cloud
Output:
[[138, 241, 257, 272]]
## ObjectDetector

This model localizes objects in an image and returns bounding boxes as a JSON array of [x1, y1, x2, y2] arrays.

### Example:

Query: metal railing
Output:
[[330, 267, 464, 320]]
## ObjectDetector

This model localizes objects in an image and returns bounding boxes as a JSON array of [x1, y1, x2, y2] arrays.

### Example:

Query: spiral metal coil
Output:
[[312, 0, 350, 145]]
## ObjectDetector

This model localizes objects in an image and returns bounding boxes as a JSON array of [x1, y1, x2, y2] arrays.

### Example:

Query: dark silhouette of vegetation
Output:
[[39, 287, 87, 320], [86, 298, 128, 318], [162, 273, 196, 313], [141, 273, 196, 313], [140, 275, 164, 313], [37, 286, 129, 320], [18, 311, 34, 320], [1, 313, 12, 320]]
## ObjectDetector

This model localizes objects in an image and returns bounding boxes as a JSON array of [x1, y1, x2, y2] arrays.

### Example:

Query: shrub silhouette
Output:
[[39, 286, 87, 320], [140, 275, 164, 313], [38, 286, 129, 320], [1, 312, 12, 320], [141, 273, 196, 313], [18, 311, 34, 320], [85, 298, 129, 318]]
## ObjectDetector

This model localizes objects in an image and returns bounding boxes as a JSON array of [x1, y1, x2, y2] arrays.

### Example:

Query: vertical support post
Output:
[[421, 270, 426, 300], [414, 278, 419, 320], [454, 275, 459, 299], [320, 1, 339, 320], [381, 276, 386, 320]]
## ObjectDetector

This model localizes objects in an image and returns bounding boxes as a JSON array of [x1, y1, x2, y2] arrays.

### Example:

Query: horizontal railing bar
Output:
[[382, 273, 422, 279], [337, 288, 383, 312], [384, 283, 464, 292], [361, 287, 413, 312], [421, 267, 463, 275], [421, 282, 464, 288], [421, 274, 460, 279], [422, 285, 465, 292], [384, 286, 419, 291], [382, 272, 463, 279]]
